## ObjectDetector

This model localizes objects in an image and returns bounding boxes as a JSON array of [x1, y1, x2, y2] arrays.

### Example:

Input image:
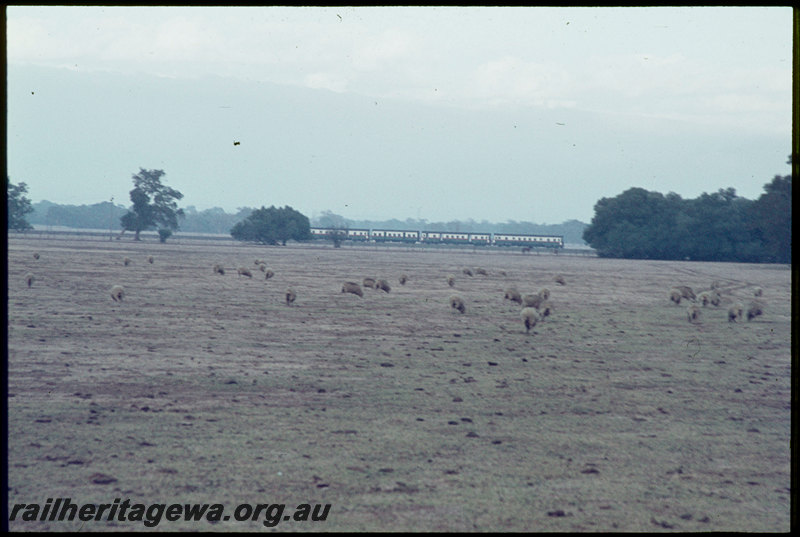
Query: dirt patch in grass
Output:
[[7, 238, 791, 531]]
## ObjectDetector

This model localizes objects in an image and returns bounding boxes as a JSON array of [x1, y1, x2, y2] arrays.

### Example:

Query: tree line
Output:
[[582, 172, 791, 263], [8, 161, 791, 263]]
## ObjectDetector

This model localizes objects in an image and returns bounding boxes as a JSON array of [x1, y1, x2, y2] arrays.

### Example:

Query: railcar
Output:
[[310, 227, 331, 239], [371, 229, 420, 243], [310, 227, 564, 249], [492, 233, 563, 248], [438, 232, 471, 244], [346, 228, 370, 241], [420, 231, 443, 243], [469, 232, 492, 245]]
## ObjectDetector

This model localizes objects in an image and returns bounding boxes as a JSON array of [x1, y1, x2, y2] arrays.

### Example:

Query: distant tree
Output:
[[583, 174, 788, 263], [583, 187, 677, 259], [681, 189, 761, 262], [178, 206, 249, 235], [7, 177, 34, 231], [315, 210, 348, 247], [119, 168, 184, 241], [40, 201, 126, 230], [230, 205, 311, 245], [326, 225, 348, 248], [750, 174, 791, 263]]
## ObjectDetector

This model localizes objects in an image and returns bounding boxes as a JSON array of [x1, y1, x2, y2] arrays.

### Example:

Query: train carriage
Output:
[[310, 227, 331, 239], [347, 228, 370, 241], [468, 232, 491, 245], [371, 229, 420, 243], [420, 231, 442, 243], [439, 232, 471, 244], [493, 233, 564, 248], [312, 226, 563, 249]]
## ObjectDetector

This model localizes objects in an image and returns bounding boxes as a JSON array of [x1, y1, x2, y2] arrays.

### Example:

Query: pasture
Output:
[[6, 237, 791, 531]]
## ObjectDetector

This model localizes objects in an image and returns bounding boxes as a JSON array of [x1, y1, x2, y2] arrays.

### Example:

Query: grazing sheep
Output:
[[110, 284, 124, 302], [539, 301, 554, 320], [254, 259, 265, 266], [504, 287, 522, 304], [213, 263, 225, 275], [342, 281, 364, 297], [123, 257, 132, 266], [449, 294, 466, 314], [670, 289, 682, 305], [538, 288, 550, 301], [475, 268, 488, 276], [258, 263, 267, 272], [147, 255, 154, 264], [753, 287, 763, 297], [24, 272, 34, 288], [447, 275, 456, 287], [375, 279, 391, 293], [363, 277, 376, 289], [264, 269, 275, 280], [698, 291, 711, 307], [237, 267, 253, 278], [710, 292, 722, 307], [728, 302, 744, 322], [747, 301, 764, 321], [33, 253, 40, 260], [687, 304, 701, 323], [285, 288, 296, 305], [521, 307, 539, 333], [554, 274, 566, 285], [673, 285, 696, 301], [463, 268, 474, 277], [522, 293, 543, 309], [399, 274, 408, 285]]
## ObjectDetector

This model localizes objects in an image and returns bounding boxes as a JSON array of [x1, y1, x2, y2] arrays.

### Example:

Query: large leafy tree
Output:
[[583, 186, 765, 262], [120, 168, 184, 241], [230, 205, 311, 245], [750, 174, 791, 263], [7, 177, 34, 231], [583, 187, 681, 259]]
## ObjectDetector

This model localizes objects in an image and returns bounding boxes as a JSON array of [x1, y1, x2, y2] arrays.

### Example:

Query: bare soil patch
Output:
[[7, 238, 791, 531]]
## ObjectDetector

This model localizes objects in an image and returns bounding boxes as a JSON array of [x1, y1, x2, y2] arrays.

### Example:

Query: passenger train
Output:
[[310, 227, 563, 249]]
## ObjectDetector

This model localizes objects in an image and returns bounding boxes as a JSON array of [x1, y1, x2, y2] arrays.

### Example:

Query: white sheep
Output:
[[449, 294, 466, 314], [521, 307, 539, 333], [110, 285, 125, 302]]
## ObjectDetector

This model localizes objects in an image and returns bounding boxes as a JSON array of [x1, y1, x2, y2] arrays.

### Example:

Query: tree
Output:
[[315, 210, 348, 247], [582, 186, 764, 261], [7, 177, 34, 231], [583, 187, 677, 259], [230, 205, 311, 245], [120, 168, 184, 241], [750, 174, 791, 263]]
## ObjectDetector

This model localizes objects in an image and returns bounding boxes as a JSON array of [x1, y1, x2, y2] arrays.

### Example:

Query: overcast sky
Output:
[[6, 6, 792, 225]]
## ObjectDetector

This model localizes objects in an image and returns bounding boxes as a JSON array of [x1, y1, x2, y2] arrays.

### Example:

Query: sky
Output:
[[5, 6, 793, 225]]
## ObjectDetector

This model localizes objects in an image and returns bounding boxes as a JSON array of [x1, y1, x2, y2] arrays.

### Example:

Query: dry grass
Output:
[[6, 238, 791, 532]]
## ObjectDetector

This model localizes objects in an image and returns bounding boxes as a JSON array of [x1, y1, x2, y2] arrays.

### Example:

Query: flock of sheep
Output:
[[341, 265, 568, 334], [22, 247, 766, 334], [670, 281, 765, 324]]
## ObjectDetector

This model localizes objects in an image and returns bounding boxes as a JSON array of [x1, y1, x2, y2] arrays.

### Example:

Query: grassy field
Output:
[[6, 237, 792, 532]]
